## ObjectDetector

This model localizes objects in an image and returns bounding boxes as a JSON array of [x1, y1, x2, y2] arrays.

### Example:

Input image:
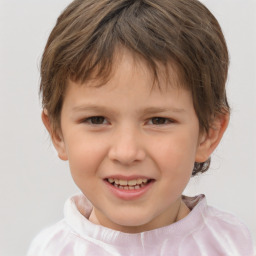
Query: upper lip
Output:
[[104, 175, 154, 181]]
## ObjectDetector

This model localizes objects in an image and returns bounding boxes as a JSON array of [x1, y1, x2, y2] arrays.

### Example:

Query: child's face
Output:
[[54, 50, 208, 233]]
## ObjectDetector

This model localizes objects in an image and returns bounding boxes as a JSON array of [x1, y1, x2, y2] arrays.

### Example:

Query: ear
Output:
[[195, 113, 229, 163], [41, 109, 68, 161]]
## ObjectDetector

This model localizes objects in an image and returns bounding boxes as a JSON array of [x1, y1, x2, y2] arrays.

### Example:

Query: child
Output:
[[28, 0, 254, 255]]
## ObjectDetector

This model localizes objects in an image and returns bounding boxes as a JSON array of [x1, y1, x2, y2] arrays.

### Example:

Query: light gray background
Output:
[[0, 0, 255, 255]]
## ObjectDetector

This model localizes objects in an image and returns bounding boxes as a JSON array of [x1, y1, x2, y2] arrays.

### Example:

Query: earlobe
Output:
[[41, 110, 68, 161], [195, 113, 229, 163]]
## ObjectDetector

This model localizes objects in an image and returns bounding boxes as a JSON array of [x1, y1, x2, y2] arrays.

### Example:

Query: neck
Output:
[[89, 197, 191, 233]]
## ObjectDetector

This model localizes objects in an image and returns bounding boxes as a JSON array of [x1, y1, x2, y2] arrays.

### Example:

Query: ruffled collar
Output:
[[64, 194, 207, 246]]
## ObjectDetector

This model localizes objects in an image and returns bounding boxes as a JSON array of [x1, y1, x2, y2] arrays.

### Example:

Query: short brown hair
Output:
[[40, 0, 230, 175]]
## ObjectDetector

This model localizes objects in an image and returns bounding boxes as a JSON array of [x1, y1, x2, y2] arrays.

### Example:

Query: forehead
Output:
[[64, 49, 193, 113], [71, 47, 187, 94]]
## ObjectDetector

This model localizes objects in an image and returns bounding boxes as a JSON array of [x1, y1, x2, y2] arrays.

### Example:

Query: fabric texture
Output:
[[27, 194, 254, 256]]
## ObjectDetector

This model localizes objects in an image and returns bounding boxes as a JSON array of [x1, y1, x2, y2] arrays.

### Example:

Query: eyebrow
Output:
[[72, 105, 116, 113], [71, 105, 185, 115], [140, 106, 185, 115]]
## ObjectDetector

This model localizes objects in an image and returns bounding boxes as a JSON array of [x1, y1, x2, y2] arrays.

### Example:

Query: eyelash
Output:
[[83, 116, 108, 125], [148, 117, 175, 125], [82, 116, 175, 126]]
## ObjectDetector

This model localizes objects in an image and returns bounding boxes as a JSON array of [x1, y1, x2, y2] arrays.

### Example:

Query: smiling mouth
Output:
[[106, 178, 153, 190]]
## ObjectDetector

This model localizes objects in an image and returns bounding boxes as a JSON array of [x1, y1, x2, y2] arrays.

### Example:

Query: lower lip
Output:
[[104, 180, 154, 200]]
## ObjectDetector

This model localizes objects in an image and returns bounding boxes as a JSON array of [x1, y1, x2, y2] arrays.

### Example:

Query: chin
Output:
[[107, 212, 155, 233]]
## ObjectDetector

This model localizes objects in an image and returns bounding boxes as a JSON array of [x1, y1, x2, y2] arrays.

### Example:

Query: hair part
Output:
[[40, 0, 230, 175]]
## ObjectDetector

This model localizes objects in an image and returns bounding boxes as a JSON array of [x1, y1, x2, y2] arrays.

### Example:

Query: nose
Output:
[[108, 126, 146, 165]]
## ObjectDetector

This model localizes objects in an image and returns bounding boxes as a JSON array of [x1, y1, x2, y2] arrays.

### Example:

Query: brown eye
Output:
[[86, 116, 106, 124], [150, 117, 172, 125]]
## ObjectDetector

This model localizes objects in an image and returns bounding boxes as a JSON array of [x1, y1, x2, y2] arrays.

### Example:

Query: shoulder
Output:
[[27, 194, 95, 256], [186, 203, 254, 255], [205, 205, 252, 239], [27, 219, 77, 256], [180, 195, 255, 255]]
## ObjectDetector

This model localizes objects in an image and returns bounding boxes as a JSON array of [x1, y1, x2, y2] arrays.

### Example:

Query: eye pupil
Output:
[[91, 116, 105, 124], [152, 117, 166, 125]]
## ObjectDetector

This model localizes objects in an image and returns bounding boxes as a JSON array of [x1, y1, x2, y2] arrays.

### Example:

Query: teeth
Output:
[[107, 178, 149, 186], [119, 180, 128, 186], [137, 179, 142, 185], [127, 180, 137, 186], [108, 178, 114, 183]]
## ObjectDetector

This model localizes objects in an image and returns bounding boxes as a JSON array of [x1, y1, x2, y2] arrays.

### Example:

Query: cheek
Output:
[[151, 132, 198, 175], [154, 135, 197, 199], [65, 134, 107, 178]]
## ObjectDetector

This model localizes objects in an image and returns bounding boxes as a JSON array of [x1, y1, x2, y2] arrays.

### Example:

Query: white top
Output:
[[27, 194, 255, 256]]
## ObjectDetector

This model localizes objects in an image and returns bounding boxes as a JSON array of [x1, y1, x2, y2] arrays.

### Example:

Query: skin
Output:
[[43, 49, 229, 233]]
